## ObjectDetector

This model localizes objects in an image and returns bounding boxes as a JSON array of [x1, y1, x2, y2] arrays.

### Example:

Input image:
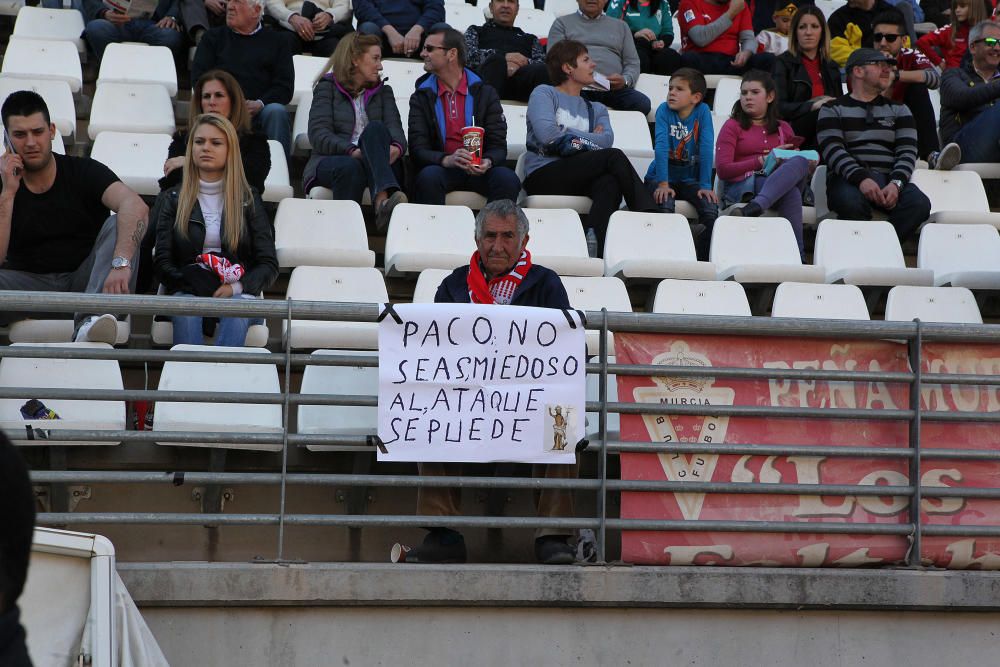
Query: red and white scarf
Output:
[[467, 249, 531, 305]]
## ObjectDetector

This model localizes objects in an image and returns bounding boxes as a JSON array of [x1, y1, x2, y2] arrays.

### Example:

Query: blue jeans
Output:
[[413, 164, 521, 205], [644, 178, 718, 261], [582, 87, 651, 116], [253, 103, 292, 156], [314, 121, 402, 200], [171, 292, 261, 347], [84, 18, 185, 61], [952, 103, 1000, 164], [826, 171, 931, 244]]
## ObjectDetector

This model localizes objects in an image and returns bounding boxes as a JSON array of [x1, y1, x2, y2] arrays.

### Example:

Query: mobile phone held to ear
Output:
[[3, 128, 19, 176]]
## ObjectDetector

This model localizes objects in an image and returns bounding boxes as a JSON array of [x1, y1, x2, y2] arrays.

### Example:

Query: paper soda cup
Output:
[[462, 126, 485, 165], [390, 543, 411, 563]]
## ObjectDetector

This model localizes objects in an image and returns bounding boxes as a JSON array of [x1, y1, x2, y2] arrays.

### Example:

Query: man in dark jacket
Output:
[[192, 0, 295, 155], [406, 199, 579, 566], [355, 0, 446, 58], [82, 0, 187, 61], [939, 20, 1000, 165], [464, 0, 549, 103], [408, 27, 521, 205], [0, 432, 36, 667]]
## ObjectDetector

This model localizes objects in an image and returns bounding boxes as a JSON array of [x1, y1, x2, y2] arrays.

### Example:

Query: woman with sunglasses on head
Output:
[[772, 5, 842, 150], [154, 114, 278, 347]]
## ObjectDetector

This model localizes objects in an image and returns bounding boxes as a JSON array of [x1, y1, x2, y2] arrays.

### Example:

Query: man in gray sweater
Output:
[[547, 0, 650, 114]]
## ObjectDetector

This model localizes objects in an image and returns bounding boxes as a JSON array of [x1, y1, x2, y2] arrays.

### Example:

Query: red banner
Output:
[[617, 334, 1000, 568]]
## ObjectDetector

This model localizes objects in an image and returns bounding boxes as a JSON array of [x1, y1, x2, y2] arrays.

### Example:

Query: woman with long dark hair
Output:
[[605, 0, 681, 74], [155, 114, 277, 346], [772, 5, 841, 149], [716, 71, 813, 258]]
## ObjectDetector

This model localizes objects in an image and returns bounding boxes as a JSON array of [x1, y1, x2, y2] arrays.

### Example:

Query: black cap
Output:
[[846, 48, 897, 69]]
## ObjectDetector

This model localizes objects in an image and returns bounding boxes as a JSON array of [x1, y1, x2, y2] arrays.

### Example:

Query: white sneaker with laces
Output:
[[75, 313, 118, 344]]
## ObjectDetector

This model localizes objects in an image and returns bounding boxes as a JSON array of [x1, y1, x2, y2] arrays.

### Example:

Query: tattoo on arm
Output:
[[130, 219, 146, 250]]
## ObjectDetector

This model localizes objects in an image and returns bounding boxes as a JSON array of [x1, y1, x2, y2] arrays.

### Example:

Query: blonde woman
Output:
[[304, 32, 407, 231], [154, 114, 278, 346]]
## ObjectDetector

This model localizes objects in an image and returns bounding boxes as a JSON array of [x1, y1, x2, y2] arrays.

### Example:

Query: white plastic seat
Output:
[[89, 132, 172, 196], [585, 355, 619, 441], [710, 216, 826, 284], [884, 286, 983, 323], [412, 268, 452, 303], [635, 73, 670, 121], [381, 58, 427, 99], [814, 219, 934, 287], [284, 266, 388, 349], [0, 78, 75, 141], [300, 350, 377, 450], [608, 110, 653, 158], [712, 76, 742, 115], [96, 43, 177, 96], [8, 317, 129, 345], [263, 139, 294, 202], [292, 54, 327, 106], [88, 83, 175, 139], [513, 8, 555, 38], [955, 162, 1000, 180], [771, 282, 870, 320], [909, 169, 1000, 227], [445, 191, 487, 209], [917, 223, 1000, 289], [274, 198, 374, 268], [514, 153, 592, 213], [561, 276, 631, 355], [812, 164, 883, 222], [652, 279, 752, 315], [1, 38, 82, 93], [154, 345, 283, 451], [604, 211, 716, 281], [11, 7, 86, 57], [383, 203, 476, 276], [815, 0, 847, 17], [0, 0, 23, 17], [546, 0, 580, 16], [0, 342, 125, 447], [292, 90, 312, 155], [522, 208, 604, 276], [503, 103, 528, 160], [445, 3, 483, 32]]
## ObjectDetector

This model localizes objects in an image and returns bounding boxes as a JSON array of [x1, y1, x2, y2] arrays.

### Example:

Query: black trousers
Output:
[[476, 57, 549, 103], [634, 36, 681, 75], [524, 148, 658, 255], [901, 83, 940, 160]]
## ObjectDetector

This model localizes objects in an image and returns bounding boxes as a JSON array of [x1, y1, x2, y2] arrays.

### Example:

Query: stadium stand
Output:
[[274, 198, 374, 269], [521, 207, 604, 277], [560, 275, 632, 354], [383, 203, 476, 276], [292, 54, 327, 107], [10, 7, 85, 59], [263, 139, 294, 203], [300, 349, 378, 451], [1, 37, 82, 92], [87, 83, 175, 139], [0, 77, 75, 142], [88, 132, 173, 197], [909, 169, 1000, 228], [884, 286, 984, 323], [96, 43, 177, 96], [283, 266, 387, 349], [413, 267, 453, 303]]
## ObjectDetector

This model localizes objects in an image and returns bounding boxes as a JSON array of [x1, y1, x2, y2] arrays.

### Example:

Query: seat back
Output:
[[884, 286, 983, 323], [710, 215, 803, 271], [917, 223, 1000, 277], [814, 219, 908, 272], [89, 132, 173, 196], [292, 53, 327, 105], [299, 349, 378, 442], [771, 282, 870, 320], [605, 211, 698, 272], [712, 76, 742, 115], [1, 38, 83, 92], [274, 198, 374, 268], [652, 279, 752, 315], [413, 268, 453, 303], [97, 42, 177, 95], [910, 168, 990, 214], [383, 203, 476, 274], [608, 109, 654, 157]]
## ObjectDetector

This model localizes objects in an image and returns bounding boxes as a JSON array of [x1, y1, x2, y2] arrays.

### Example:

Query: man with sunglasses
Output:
[[868, 9, 947, 165], [939, 20, 1000, 166], [818, 48, 931, 242]]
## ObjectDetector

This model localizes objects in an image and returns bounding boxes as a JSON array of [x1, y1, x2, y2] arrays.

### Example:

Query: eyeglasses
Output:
[[421, 44, 450, 53], [860, 60, 894, 68], [973, 37, 1000, 48], [873, 32, 900, 43]]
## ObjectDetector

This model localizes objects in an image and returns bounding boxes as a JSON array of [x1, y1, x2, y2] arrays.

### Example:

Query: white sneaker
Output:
[[930, 143, 961, 171], [75, 314, 118, 344]]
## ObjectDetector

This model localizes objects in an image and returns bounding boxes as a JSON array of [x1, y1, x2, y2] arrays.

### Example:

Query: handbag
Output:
[[539, 99, 600, 157]]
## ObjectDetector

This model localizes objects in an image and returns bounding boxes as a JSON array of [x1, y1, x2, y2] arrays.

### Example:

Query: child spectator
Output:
[[917, 0, 988, 68], [643, 67, 718, 261], [757, 2, 795, 55], [716, 70, 813, 258]]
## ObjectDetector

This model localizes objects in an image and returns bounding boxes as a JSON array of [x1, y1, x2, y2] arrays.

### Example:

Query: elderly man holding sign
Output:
[[378, 199, 585, 565]]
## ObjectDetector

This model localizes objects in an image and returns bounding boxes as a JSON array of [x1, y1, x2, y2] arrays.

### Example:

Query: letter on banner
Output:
[[377, 303, 586, 463]]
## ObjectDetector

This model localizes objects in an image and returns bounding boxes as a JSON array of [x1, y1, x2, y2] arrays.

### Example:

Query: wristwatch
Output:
[[111, 256, 131, 269], [890, 179, 903, 190]]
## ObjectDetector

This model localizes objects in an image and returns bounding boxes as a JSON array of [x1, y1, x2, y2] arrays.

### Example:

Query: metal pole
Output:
[[597, 308, 609, 563], [276, 298, 293, 561], [907, 319, 923, 567]]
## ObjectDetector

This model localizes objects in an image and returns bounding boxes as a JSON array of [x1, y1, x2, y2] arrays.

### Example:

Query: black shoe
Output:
[[406, 528, 467, 564], [737, 201, 763, 217], [535, 536, 576, 565], [801, 185, 815, 207]]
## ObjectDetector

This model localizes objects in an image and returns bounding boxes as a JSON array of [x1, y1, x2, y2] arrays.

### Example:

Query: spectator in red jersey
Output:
[[870, 9, 946, 162], [677, 0, 776, 74], [917, 0, 989, 69]]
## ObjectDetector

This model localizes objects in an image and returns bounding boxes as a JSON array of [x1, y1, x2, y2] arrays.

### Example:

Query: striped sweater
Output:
[[816, 94, 918, 187]]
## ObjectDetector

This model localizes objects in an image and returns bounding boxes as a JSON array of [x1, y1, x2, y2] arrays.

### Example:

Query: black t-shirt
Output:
[[4, 154, 119, 274]]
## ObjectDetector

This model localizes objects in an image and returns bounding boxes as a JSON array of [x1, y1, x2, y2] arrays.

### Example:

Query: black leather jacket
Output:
[[773, 50, 843, 122]]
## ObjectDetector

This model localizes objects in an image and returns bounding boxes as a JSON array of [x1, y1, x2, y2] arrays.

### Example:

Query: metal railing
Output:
[[4, 290, 1000, 565]]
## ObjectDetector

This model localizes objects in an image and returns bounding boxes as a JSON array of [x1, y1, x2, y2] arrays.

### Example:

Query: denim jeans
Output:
[[644, 178, 718, 261], [413, 164, 521, 205], [826, 171, 931, 244], [253, 103, 292, 156], [952, 103, 1000, 164], [314, 121, 402, 200], [84, 18, 185, 61], [582, 87, 651, 116], [171, 292, 261, 347]]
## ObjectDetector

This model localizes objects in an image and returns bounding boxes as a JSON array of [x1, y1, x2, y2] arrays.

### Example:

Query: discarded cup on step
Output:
[[390, 543, 411, 563]]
